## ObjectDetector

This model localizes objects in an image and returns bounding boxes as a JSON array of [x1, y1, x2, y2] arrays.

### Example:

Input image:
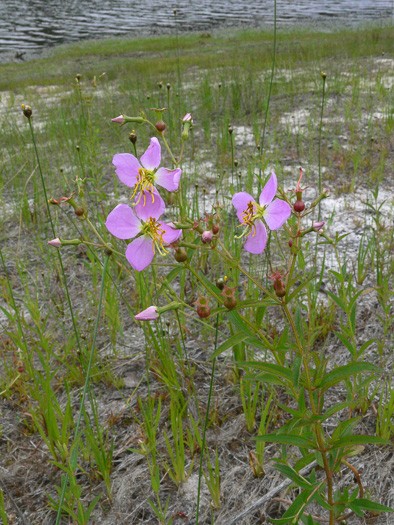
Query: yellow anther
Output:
[[142, 217, 169, 256], [131, 168, 156, 206]]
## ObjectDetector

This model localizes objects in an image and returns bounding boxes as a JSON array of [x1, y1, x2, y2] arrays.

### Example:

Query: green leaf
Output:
[[334, 331, 355, 356], [319, 363, 379, 391], [350, 498, 393, 513], [292, 356, 302, 388], [274, 464, 311, 489], [242, 361, 293, 382], [287, 274, 315, 303], [329, 435, 389, 451], [295, 306, 305, 345], [255, 433, 316, 449], [326, 290, 347, 312], [350, 303, 356, 335], [210, 333, 249, 359]]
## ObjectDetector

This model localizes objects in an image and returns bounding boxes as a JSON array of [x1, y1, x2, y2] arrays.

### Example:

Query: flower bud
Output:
[[111, 115, 125, 124], [48, 238, 62, 248], [269, 270, 286, 299], [21, 104, 32, 119], [288, 239, 293, 248], [182, 113, 193, 141], [202, 231, 213, 244], [212, 224, 219, 235], [74, 206, 84, 217], [166, 83, 171, 91], [228, 125, 233, 135], [174, 248, 188, 263], [129, 131, 137, 144], [216, 277, 226, 291], [313, 221, 325, 231], [135, 306, 159, 321]]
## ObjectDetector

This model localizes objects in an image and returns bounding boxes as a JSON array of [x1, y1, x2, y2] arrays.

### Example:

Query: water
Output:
[[0, 0, 392, 62]]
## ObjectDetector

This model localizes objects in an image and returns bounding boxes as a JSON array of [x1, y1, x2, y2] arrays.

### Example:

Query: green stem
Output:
[[318, 75, 326, 222], [259, 0, 276, 154], [55, 254, 110, 525], [196, 314, 219, 524], [27, 117, 83, 358]]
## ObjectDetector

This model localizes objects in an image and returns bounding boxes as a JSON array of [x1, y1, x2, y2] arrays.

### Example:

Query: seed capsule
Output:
[[294, 200, 305, 213], [174, 248, 187, 263]]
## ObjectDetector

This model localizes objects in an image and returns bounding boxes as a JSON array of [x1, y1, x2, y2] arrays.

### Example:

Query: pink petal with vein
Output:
[[155, 167, 181, 191], [105, 204, 141, 239], [160, 223, 182, 244], [140, 137, 161, 171], [232, 192, 256, 221], [259, 171, 277, 206], [126, 236, 154, 271], [264, 199, 291, 230], [112, 153, 141, 187], [244, 220, 267, 254], [134, 189, 165, 221]]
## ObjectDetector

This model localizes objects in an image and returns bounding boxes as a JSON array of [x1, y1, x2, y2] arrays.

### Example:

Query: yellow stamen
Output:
[[131, 168, 156, 206], [142, 217, 169, 256]]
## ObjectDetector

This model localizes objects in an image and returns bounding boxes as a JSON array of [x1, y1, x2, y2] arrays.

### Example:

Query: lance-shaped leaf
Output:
[[318, 362, 379, 391]]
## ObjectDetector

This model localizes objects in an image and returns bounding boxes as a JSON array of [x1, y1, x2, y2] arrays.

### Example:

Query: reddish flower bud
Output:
[[220, 285, 237, 310], [155, 120, 166, 132], [202, 231, 213, 244], [294, 200, 305, 213], [212, 224, 219, 235], [195, 296, 211, 318]]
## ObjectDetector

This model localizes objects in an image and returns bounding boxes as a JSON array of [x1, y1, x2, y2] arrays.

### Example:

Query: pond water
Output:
[[0, 0, 392, 62]]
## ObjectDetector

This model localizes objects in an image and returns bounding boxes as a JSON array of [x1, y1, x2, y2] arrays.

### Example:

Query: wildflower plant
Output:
[[13, 44, 392, 525]]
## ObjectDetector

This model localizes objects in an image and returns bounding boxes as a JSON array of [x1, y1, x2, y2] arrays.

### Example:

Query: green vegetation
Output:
[[0, 20, 393, 524]]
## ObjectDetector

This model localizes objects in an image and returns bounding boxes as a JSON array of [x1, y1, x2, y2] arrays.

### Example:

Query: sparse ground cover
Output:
[[0, 21, 393, 525]]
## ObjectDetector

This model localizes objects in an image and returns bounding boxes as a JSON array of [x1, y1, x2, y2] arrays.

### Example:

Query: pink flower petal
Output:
[[259, 171, 277, 206], [244, 220, 267, 254], [232, 192, 255, 221], [134, 189, 165, 221], [154, 167, 181, 191], [160, 222, 182, 244], [125, 236, 154, 271], [140, 137, 161, 171], [105, 204, 141, 239], [135, 306, 158, 321], [264, 199, 291, 230], [112, 153, 141, 187]]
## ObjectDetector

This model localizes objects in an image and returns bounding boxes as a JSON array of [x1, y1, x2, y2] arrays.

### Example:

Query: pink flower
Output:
[[232, 172, 291, 254], [202, 231, 213, 244], [313, 221, 325, 231], [182, 113, 193, 123], [111, 115, 125, 124], [112, 137, 181, 206], [105, 191, 182, 271], [135, 306, 159, 321], [48, 238, 62, 248]]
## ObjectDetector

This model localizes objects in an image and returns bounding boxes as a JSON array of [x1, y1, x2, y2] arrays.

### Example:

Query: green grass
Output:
[[0, 20, 393, 524]]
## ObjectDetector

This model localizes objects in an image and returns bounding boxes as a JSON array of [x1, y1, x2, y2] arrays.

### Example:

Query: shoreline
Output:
[[0, 17, 392, 67]]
